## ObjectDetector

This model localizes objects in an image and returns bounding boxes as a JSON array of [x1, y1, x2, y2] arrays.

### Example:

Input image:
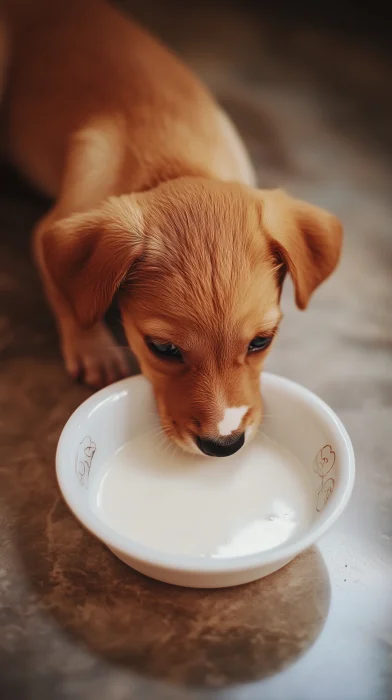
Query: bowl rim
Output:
[[56, 372, 355, 576]]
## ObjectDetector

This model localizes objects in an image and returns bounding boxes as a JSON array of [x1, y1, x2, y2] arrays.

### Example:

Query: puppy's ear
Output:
[[42, 196, 144, 327], [261, 189, 343, 309]]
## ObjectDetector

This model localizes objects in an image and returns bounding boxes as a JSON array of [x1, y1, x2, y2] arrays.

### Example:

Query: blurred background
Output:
[[1, 1, 391, 699]]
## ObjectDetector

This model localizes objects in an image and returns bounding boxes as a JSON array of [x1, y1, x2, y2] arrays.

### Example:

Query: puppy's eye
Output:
[[248, 336, 273, 353], [147, 339, 183, 361]]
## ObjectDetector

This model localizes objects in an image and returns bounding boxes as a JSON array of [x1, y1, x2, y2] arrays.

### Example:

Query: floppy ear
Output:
[[42, 196, 144, 327], [261, 189, 343, 309]]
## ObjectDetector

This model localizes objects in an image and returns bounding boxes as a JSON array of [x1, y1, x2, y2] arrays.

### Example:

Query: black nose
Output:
[[196, 433, 245, 457]]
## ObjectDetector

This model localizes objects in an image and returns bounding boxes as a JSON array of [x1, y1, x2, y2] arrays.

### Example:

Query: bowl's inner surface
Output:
[[89, 431, 315, 558], [66, 375, 343, 562]]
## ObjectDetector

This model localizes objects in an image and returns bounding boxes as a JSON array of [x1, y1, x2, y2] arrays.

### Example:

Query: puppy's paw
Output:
[[61, 322, 130, 389]]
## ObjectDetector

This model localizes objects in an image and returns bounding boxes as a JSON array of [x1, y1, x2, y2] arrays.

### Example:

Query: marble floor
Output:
[[1, 2, 391, 698]]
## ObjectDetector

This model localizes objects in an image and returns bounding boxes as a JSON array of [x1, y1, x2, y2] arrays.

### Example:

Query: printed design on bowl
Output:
[[75, 436, 96, 489], [313, 444, 335, 512]]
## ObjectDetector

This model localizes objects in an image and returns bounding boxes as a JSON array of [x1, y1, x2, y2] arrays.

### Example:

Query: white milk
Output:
[[92, 432, 314, 558]]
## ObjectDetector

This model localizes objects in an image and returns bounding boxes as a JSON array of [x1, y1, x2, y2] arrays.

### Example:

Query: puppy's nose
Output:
[[196, 433, 245, 458]]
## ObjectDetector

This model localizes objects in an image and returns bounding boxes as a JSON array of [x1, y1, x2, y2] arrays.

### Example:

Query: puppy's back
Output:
[[4, 0, 254, 195]]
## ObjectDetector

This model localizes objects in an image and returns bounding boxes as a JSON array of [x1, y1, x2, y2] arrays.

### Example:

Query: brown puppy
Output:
[[1, 0, 342, 456]]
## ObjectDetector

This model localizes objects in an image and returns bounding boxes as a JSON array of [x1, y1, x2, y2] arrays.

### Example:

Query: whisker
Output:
[[160, 435, 174, 458], [145, 425, 166, 440]]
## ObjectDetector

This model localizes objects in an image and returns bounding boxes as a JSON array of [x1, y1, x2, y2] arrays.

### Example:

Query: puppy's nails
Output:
[[66, 360, 82, 382]]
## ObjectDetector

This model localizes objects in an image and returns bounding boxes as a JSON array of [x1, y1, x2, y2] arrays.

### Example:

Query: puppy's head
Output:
[[44, 178, 342, 456]]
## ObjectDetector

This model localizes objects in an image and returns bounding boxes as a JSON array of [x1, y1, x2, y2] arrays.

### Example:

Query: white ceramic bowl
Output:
[[56, 373, 355, 588]]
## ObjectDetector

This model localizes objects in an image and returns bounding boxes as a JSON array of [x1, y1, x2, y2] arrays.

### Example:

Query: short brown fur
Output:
[[1, 0, 342, 453]]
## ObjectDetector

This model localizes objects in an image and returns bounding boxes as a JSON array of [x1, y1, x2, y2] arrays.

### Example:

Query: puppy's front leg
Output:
[[32, 129, 131, 388], [34, 207, 131, 387], [34, 208, 130, 388]]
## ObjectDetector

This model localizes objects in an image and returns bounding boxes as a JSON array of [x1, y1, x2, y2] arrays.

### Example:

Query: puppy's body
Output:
[[0, 0, 342, 456], [2, 0, 255, 198]]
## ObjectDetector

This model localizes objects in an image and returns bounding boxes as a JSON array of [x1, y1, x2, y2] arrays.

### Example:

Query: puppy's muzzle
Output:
[[196, 432, 245, 457]]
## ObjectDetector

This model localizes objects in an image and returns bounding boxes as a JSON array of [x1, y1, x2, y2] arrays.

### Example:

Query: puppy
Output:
[[1, 0, 342, 456]]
